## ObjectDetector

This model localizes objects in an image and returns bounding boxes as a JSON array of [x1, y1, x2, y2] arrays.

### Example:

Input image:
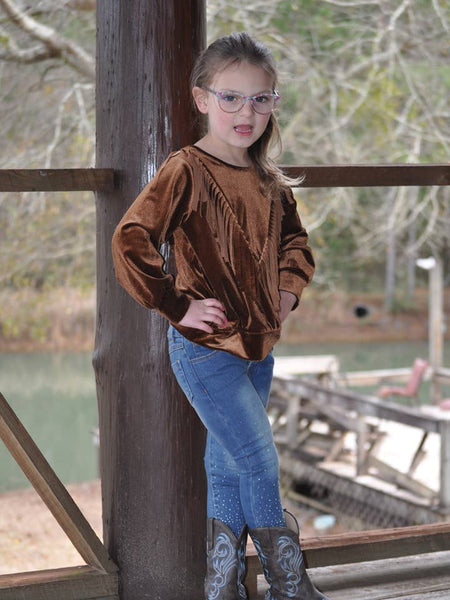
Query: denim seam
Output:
[[190, 350, 218, 364]]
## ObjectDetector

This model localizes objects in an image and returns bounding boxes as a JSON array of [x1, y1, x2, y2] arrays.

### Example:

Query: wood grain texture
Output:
[[282, 164, 450, 187], [0, 393, 117, 575], [94, 2, 207, 599], [0, 169, 114, 191], [0, 566, 118, 600], [251, 549, 450, 599]]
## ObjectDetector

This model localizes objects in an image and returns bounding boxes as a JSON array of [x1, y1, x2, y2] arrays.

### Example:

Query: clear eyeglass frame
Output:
[[204, 87, 280, 115]]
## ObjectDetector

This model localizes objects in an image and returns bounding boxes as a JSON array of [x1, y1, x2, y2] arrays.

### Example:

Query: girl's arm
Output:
[[112, 154, 228, 332], [278, 188, 315, 311], [112, 156, 193, 323], [279, 290, 297, 322]]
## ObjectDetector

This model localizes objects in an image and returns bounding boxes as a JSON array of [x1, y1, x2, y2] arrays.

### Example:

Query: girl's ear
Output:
[[192, 86, 209, 114]]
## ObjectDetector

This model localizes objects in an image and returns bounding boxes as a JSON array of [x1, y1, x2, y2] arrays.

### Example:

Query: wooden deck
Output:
[[248, 362, 450, 598], [246, 523, 450, 599], [253, 551, 450, 599], [268, 370, 450, 523]]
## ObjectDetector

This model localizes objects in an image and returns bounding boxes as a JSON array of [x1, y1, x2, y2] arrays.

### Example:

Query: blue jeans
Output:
[[167, 325, 285, 537]]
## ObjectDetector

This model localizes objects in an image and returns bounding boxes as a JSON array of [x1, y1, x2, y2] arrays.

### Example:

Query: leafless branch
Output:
[[0, 0, 94, 79]]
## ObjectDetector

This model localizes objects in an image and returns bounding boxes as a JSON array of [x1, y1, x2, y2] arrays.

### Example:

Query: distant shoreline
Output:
[[1, 287, 448, 353]]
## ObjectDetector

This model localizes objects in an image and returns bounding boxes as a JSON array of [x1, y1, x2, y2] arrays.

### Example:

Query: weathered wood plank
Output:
[[338, 367, 413, 386], [247, 521, 450, 572], [276, 376, 442, 433], [280, 454, 446, 528], [309, 551, 450, 600], [0, 393, 117, 574], [0, 164, 447, 193], [0, 169, 115, 192], [366, 455, 436, 500], [252, 551, 450, 599], [0, 566, 118, 600], [303, 522, 450, 567], [94, 2, 207, 599], [440, 419, 450, 509], [282, 164, 450, 187]]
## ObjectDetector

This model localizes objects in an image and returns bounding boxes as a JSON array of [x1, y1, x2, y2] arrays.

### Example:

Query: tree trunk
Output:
[[94, 2, 206, 599]]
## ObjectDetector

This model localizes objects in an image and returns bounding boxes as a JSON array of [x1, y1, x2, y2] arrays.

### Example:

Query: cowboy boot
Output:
[[249, 511, 329, 599], [205, 518, 248, 600]]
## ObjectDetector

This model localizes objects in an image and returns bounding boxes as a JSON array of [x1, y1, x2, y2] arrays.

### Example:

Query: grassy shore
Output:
[[1, 286, 448, 353]]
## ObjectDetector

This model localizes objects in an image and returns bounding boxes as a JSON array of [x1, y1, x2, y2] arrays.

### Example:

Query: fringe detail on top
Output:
[[190, 152, 283, 330]]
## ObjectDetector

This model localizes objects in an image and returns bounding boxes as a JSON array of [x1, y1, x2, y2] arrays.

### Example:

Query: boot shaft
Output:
[[249, 511, 329, 600], [205, 518, 248, 600]]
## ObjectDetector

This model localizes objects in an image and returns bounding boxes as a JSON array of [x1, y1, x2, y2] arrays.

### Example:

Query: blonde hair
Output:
[[190, 32, 301, 193]]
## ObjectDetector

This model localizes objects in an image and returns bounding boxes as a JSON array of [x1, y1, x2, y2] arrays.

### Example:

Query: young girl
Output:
[[112, 32, 329, 600]]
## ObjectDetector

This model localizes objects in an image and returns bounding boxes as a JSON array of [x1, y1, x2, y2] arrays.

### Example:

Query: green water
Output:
[[276, 339, 450, 400], [1, 340, 449, 492], [0, 352, 98, 493], [276, 339, 450, 371]]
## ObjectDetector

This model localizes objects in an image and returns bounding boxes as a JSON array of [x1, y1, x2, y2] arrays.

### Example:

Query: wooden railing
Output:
[[0, 163, 448, 192], [0, 168, 114, 191], [0, 162, 448, 599], [0, 392, 118, 600]]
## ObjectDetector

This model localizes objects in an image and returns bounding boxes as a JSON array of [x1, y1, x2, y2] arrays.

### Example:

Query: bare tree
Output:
[[208, 0, 449, 301], [0, 0, 448, 303], [0, 0, 95, 292], [0, 0, 94, 78]]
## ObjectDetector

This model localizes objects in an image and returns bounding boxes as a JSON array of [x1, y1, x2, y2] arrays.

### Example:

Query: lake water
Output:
[[0, 352, 98, 493], [1, 340, 449, 493]]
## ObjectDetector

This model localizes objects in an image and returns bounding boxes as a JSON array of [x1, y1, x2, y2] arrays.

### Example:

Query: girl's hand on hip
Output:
[[279, 290, 297, 323], [178, 298, 227, 333]]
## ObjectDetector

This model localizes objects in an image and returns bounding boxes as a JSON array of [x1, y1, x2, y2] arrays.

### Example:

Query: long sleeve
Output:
[[278, 188, 315, 309], [111, 145, 314, 360], [111, 154, 193, 323]]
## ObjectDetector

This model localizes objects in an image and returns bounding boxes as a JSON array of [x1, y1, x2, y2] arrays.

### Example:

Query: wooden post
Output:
[[430, 257, 444, 404], [439, 418, 450, 511], [356, 415, 368, 476], [286, 396, 299, 449], [94, 3, 206, 599]]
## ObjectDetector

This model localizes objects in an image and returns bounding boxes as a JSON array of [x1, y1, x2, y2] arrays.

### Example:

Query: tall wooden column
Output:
[[94, 3, 206, 598]]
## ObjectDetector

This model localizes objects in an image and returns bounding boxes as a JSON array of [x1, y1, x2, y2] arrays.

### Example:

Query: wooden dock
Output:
[[307, 552, 450, 600], [244, 358, 450, 597], [252, 551, 450, 599], [245, 523, 450, 599], [269, 373, 450, 524]]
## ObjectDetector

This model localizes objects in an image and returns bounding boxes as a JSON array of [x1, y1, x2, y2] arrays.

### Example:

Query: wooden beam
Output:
[[307, 551, 450, 599], [0, 393, 117, 575], [281, 452, 445, 526], [440, 419, 450, 509], [94, 2, 206, 599], [277, 376, 442, 432], [430, 258, 444, 404], [0, 566, 118, 600], [282, 164, 450, 187], [246, 524, 450, 595], [303, 521, 450, 567], [0, 169, 115, 192], [0, 163, 447, 193], [246, 521, 450, 571]]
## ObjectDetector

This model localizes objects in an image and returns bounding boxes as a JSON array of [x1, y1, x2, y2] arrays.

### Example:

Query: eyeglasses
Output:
[[204, 87, 280, 115]]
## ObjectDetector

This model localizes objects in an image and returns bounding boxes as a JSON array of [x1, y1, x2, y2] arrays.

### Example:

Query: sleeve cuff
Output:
[[159, 285, 191, 323]]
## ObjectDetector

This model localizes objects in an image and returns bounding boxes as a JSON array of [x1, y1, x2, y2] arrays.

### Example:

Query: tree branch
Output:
[[0, 25, 56, 64], [0, 0, 94, 79]]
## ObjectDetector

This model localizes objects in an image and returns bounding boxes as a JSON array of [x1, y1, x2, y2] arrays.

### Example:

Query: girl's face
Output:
[[193, 61, 274, 164]]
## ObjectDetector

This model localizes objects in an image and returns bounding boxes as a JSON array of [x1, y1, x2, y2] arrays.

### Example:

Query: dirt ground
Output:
[[0, 480, 103, 575], [0, 479, 342, 575]]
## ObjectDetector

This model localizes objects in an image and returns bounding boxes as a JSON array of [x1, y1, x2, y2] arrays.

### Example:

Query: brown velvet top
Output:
[[112, 145, 315, 360]]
